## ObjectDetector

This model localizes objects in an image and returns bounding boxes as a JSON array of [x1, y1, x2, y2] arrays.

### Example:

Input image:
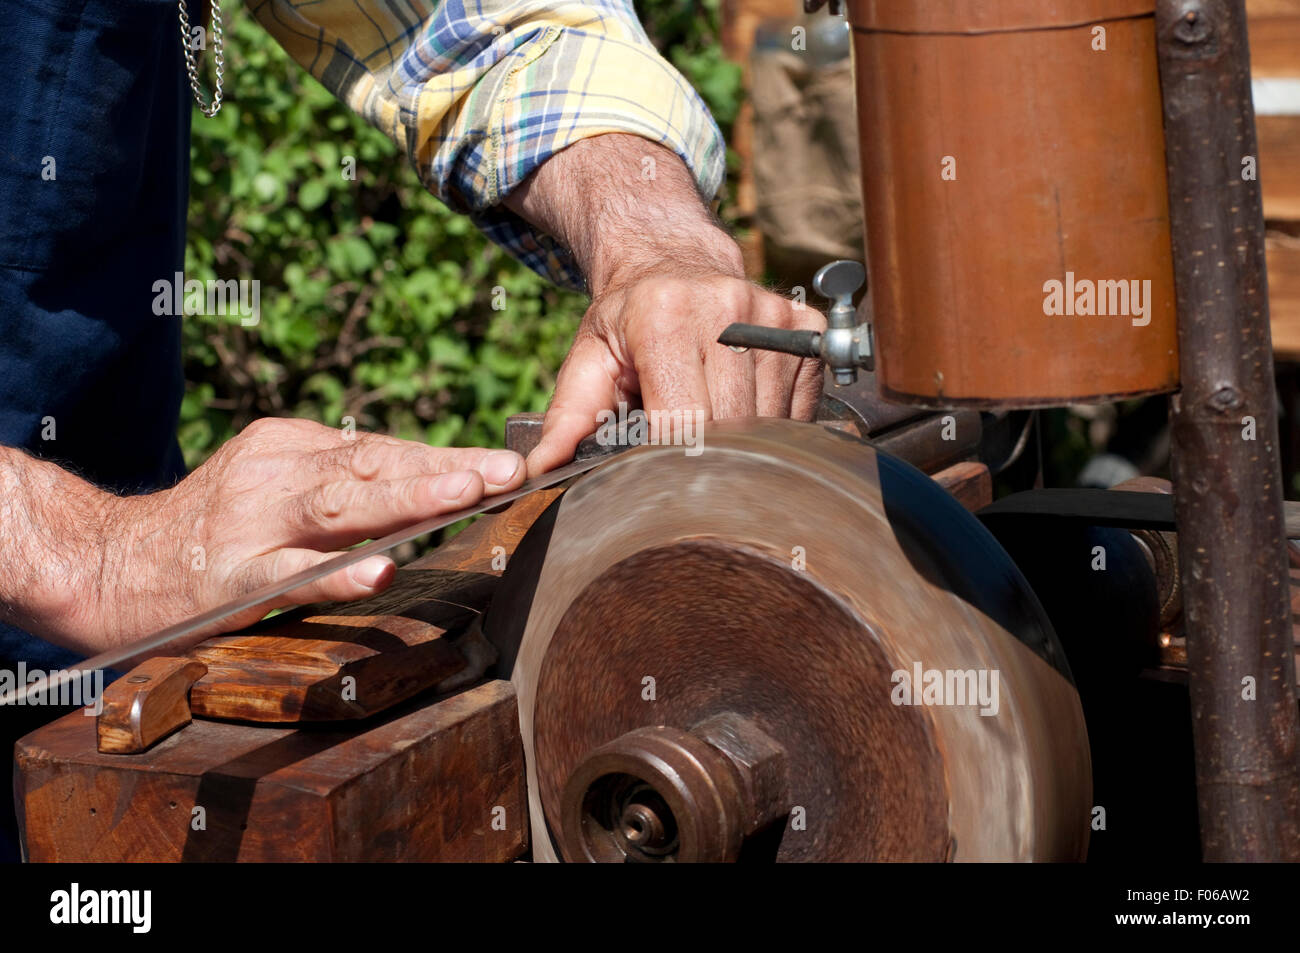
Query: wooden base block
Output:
[[16, 680, 527, 862]]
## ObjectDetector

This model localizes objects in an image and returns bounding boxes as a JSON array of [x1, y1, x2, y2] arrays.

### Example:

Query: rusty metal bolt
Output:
[[1173, 6, 1213, 45], [560, 714, 789, 863]]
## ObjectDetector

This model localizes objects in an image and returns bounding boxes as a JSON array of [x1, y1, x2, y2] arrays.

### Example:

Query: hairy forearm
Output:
[[0, 447, 115, 646], [504, 134, 744, 294]]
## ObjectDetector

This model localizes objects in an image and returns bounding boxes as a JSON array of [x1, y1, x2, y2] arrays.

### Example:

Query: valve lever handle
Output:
[[812, 259, 866, 309]]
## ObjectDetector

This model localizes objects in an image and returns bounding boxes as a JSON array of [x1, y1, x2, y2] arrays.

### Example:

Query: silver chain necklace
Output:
[[178, 0, 225, 118]]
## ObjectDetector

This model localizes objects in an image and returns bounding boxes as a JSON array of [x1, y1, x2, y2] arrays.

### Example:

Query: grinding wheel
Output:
[[488, 419, 1091, 862]]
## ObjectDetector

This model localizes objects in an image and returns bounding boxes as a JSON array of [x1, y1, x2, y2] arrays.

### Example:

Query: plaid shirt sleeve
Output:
[[246, 0, 728, 290]]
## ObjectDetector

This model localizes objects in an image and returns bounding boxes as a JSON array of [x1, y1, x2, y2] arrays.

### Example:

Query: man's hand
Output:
[[0, 419, 525, 655], [506, 135, 824, 475]]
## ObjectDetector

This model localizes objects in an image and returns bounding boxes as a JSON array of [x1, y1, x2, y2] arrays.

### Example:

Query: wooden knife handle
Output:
[[96, 656, 209, 754]]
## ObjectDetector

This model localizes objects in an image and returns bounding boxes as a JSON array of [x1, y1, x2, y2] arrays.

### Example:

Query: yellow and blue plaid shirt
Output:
[[247, 0, 727, 290]]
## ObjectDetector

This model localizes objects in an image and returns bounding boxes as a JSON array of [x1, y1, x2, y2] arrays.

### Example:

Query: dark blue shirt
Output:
[[1, 0, 192, 860], [1, 0, 191, 659]]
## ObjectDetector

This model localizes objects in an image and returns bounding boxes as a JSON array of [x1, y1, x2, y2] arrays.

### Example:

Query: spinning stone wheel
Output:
[[488, 419, 1090, 862]]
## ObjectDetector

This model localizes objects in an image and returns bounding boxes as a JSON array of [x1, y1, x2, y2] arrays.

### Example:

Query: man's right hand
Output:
[[0, 418, 525, 655]]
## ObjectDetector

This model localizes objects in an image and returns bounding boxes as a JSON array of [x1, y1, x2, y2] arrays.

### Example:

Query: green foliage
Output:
[[182, 3, 739, 468]]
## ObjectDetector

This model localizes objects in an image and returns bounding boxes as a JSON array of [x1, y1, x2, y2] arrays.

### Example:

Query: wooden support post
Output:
[[1157, 0, 1300, 860]]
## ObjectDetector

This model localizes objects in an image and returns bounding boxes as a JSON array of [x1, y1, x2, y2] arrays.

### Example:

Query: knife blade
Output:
[[0, 452, 614, 708]]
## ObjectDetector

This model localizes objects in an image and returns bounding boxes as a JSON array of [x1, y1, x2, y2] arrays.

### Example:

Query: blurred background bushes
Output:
[[181, 0, 742, 468]]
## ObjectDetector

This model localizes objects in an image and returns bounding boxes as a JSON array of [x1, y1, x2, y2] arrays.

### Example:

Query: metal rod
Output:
[[1156, 0, 1300, 860], [717, 323, 820, 359]]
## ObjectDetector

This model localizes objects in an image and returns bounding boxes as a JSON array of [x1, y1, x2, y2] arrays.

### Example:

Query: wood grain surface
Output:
[[20, 680, 528, 862]]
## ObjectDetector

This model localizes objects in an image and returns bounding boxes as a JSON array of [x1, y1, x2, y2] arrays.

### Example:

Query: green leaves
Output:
[[297, 178, 329, 211], [324, 235, 377, 278]]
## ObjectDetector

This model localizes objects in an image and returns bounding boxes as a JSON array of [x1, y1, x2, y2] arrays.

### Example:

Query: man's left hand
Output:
[[527, 247, 823, 474], [505, 134, 825, 476]]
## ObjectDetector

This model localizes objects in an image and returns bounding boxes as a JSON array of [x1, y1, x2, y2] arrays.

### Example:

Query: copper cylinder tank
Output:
[[845, 1, 1179, 407]]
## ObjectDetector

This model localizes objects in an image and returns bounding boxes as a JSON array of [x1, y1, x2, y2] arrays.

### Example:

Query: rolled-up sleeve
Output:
[[247, 0, 728, 290]]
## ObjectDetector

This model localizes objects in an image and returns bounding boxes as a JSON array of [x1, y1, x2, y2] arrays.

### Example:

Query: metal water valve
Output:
[[717, 259, 873, 386]]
